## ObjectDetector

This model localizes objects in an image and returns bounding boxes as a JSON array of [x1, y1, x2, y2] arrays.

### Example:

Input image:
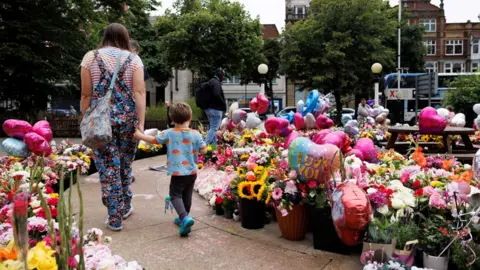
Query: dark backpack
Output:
[[195, 80, 210, 109]]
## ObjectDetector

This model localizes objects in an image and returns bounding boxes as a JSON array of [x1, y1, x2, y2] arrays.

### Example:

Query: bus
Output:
[[383, 73, 479, 125]]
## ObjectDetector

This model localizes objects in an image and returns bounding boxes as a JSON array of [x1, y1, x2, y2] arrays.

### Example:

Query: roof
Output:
[[262, 24, 280, 39]]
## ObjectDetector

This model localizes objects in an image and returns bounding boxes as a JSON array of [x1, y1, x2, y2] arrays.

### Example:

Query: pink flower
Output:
[[400, 172, 410, 184], [423, 186, 436, 197], [429, 192, 447, 209], [216, 155, 226, 165], [307, 180, 318, 189], [225, 165, 234, 174], [279, 160, 289, 170], [225, 147, 233, 158], [272, 187, 283, 200], [288, 170, 297, 179], [247, 162, 256, 171]]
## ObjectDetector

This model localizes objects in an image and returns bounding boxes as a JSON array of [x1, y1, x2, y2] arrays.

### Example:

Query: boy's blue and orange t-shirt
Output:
[[155, 128, 206, 176]]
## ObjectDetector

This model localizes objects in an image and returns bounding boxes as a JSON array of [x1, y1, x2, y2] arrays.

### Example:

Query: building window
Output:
[[444, 62, 465, 73], [425, 62, 437, 73], [446, 40, 463, 55], [225, 75, 241, 84], [420, 19, 436, 32], [424, 40, 436, 56], [294, 6, 306, 19], [473, 38, 479, 55], [473, 62, 479, 73]]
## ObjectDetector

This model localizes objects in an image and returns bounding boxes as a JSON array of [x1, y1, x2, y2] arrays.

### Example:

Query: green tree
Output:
[[281, 0, 396, 124], [0, 0, 89, 117], [443, 74, 480, 125], [155, 0, 264, 80]]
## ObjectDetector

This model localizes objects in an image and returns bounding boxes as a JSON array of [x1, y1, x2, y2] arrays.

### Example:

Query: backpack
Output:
[[195, 80, 210, 109]]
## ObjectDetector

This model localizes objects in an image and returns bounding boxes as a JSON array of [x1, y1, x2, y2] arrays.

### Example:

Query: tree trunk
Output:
[[334, 89, 342, 126]]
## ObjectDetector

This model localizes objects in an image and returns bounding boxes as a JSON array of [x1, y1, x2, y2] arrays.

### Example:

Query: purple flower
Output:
[[368, 192, 388, 208]]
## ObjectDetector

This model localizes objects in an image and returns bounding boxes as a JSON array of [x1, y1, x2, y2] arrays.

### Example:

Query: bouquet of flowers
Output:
[[231, 164, 271, 204]]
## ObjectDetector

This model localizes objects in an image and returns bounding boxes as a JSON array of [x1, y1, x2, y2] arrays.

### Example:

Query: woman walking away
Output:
[[80, 23, 146, 231]]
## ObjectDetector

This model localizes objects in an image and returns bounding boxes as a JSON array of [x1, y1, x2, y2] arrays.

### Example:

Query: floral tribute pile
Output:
[[195, 124, 480, 270]]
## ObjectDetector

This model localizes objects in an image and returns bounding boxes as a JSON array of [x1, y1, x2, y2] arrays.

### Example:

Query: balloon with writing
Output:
[[288, 137, 341, 183]]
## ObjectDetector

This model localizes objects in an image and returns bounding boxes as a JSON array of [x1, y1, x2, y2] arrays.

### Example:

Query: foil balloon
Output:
[[229, 102, 239, 120], [32, 120, 53, 142], [475, 116, 480, 132], [281, 111, 295, 123], [24, 132, 52, 156], [288, 137, 341, 182], [436, 108, 450, 121], [296, 100, 305, 115], [304, 113, 317, 129], [332, 182, 371, 246], [2, 138, 29, 158], [256, 93, 269, 115], [312, 129, 333, 144], [372, 107, 384, 118], [353, 138, 377, 163], [284, 131, 300, 149], [474, 149, 480, 180], [245, 113, 261, 129], [220, 118, 229, 130], [344, 120, 359, 136], [316, 115, 334, 129], [232, 109, 247, 124], [236, 120, 246, 132], [451, 113, 466, 127], [474, 104, 480, 115], [346, 149, 364, 160], [279, 126, 294, 137], [227, 120, 235, 132], [318, 131, 348, 151], [341, 114, 352, 126], [265, 117, 289, 135], [366, 117, 375, 125], [2, 119, 33, 140], [249, 98, 258, 112], [303, 90, 320, 116], [315, 99, 325, 115], [419, 107, 447, 133], [293, 113, 305, 130]]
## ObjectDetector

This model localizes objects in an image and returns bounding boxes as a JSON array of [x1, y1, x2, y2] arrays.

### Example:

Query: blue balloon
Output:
[[341, 114, 353, 126], [302, 90, 320, 116], [279, 111, 295, 123], [2, 138, 29, 158]]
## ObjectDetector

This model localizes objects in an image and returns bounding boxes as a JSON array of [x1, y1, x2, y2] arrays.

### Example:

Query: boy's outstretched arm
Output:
[[134, 129, 157, 144]]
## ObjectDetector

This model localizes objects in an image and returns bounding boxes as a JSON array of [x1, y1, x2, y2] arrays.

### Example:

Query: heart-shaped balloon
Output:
[[232, 109, 247, 124], [316, 115, 334, 129], [346, 149, 364, 160], [32, 120, 53, 142], [312, 129, 333, 144], [318, 131, 349, 152], [245, 113, 261, 129], [288, 137, 341, 182], [2, 138, 29, 158], [227, 120, 235, 132], [297, 100, 305, 115], [451, 113, 466, 127], [304, 113, 317, 129], [280, 126, 294, 137], [220, 118, 229, 130], [236, 120, 246, 132], [474, 104, 480, 115], [250, 98, 258, 112], [303, 90, 320, 116], [353, 138, 377, 162], [419, 107, 447, 133], [293, 113, 305, 130], [265, 117, 289, 135], [229, 102, 239, 120], [2, 119, 33, 140], [284, 131, 300, 149], [256, 93, 269, 115], [24, 132, 52, 156]]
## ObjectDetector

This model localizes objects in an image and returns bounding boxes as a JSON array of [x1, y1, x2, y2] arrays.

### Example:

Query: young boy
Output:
[[134, 102, 207, 237]]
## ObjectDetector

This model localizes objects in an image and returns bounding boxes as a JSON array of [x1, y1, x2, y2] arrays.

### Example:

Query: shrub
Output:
[[145, 99, 204, 121]]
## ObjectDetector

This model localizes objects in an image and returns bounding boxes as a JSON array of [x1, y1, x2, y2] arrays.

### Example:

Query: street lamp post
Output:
[[371, 63, 383, 108], [258, 64, 268, 95]]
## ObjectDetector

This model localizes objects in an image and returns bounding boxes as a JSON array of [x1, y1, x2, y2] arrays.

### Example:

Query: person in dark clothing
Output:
[[205, 68, 227, 145]]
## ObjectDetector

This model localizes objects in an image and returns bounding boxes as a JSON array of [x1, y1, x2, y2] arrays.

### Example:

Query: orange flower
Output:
[[451, 170, 473, 185], [245, 171, 257, 181], [0, 247, 16, 261], [442, 159, 454, 171], [411, 147, 427, 168]]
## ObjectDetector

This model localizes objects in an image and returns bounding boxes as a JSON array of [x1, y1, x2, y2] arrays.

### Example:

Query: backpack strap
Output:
[[117, 53, 135, 79], [108, 53, 123, 90]]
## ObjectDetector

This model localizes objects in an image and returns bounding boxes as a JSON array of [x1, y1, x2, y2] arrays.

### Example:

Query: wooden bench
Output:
[[379, 142, 439, 147]]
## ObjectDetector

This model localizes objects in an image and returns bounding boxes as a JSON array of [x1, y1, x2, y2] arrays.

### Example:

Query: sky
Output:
[[152, 0, 480, 32]]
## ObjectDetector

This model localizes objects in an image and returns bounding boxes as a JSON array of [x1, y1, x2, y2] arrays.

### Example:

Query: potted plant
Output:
[[214, 195, 224, 216], [420, 217, 452, 270], [392, 222, 421, 266], [222, 191, 236, 219], [363, 216, 397, 259], [270, 170, 308, 241]]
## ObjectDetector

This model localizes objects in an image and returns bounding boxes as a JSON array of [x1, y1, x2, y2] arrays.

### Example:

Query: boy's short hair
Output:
[[130, 39, 141, 53], [169, 102, 192, 124]]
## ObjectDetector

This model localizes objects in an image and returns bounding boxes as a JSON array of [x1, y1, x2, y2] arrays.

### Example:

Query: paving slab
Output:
[[71, 156, 362, 270]]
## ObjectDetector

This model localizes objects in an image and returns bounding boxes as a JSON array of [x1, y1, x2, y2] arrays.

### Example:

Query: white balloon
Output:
[[232, 109, 247, 124], [475, 116, 480, 130], [366, 117, 375, 125], [220, 118, 229, 130], [229, 102, 239, 120], [144, 128, 159, 136], [297, 100, 305, 114], [383, 109, 390, 115], [474, 104, 480, 115], [245, 113, 261, 129], [451, 113, 466, 127], [304, 113, 316, 129], [437, 108, 449, 120]]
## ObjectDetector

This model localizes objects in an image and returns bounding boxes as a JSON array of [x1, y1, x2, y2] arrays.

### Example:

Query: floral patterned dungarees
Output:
[[92, 51, 139, 228]]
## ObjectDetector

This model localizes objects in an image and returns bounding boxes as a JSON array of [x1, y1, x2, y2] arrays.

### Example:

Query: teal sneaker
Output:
[[179, 216, 194, 237], [173, 217, 181, 226]]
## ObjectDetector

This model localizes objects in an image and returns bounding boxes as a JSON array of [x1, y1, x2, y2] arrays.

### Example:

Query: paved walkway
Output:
[[72, 156, 362, 270]]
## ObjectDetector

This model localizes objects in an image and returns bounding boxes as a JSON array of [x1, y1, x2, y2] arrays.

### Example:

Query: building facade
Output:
[[145, 23, 287, 111]]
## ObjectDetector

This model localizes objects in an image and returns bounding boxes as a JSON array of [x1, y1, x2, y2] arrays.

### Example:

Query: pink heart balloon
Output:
[[284, 131, 300, 149], [24, 132, 52, 156], [232, 109, 247, 124], [346, 149, 364, 160], [280, 126, 294, 137], [319, 131, 348, 151], [227, 120, 235, 132], [265, 117, 289, 135], [257, 104, 269, 115], [249, 98, 258, 112], [32, 120, 53, 142], [257, 93, 269, 108], [353, 138, 377, 162], [294, 113, 305, 130], [316, 115, 334, 129], [312, 129, 333, 144], [419, 107, 448, 133], [304, 113, 316, 129], [2, 119, 33, 140]]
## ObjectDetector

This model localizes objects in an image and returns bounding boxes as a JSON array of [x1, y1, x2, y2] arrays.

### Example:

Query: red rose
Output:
[[412, 180, 421, 189], [50, 207, 58, 218], [45, 186, 54, 194], [215, 196, 224, 205], [35, 208, 46, 219], [13, 199, 28, 216], [414, 188, 424, 197], [47, 198, 59, 206], [50, 164, 55, 169]]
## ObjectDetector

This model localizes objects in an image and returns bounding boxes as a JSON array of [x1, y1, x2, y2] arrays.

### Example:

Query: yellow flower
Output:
[[84, 157, 91, 166], [27, 241, 57, 270], [430, 181, 445, 188], [263, 138, 273, 145], [198, 164, 204, 170], [237, 167, 246, 177], [420, 135, 429, 142], [242, 134, 253, 141], [207, 145, 213, 152], [49, 193, 59, 199], [250, 181, 264, 198], [0, 260, 24, 270], [256, 184, 266, 201], [254, 166, 265, 175], [240, 154, 249, 161], [237, 182, 254, 200], [258, 170, 268, 184], [50, 155, 58, 161], [265, 192, 272, 205]]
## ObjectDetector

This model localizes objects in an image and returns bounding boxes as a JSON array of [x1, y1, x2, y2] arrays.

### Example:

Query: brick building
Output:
[[283, 0, 480, 106]]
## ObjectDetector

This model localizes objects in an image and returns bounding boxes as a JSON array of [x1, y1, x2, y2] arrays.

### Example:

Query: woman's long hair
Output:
[[98, 23, 131, 51]]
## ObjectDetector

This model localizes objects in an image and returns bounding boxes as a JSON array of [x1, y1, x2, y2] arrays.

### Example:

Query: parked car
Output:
[[327, 108, 355, 120]]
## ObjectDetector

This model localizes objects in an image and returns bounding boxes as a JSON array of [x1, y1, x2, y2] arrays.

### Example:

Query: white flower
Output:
[[391, 197, 406, 209], [366, 188, 377, 194], [377, 205, 390, 216], [209, 196, 216, 206], [29, 199, 41, 209]]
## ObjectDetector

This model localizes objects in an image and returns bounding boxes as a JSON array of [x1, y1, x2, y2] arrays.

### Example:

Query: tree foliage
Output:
[[281, 0, 397, 124], [443, 74, 480, 125], [155, 0, 264, 79]]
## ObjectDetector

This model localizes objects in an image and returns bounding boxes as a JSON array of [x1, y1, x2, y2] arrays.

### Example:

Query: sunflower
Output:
[[237, 167, 246, 178], [198, 163, 204, 169], [250, 181, 264, 198], [237, 181, 254, 200], [254, 166, 265, 175], [258, 170, 268, 184], [265, 192, 272, 205], [256, 183, 266, 201], [420, 135, 429, 142], [242, 134, 254, 141], [240, 154, 250, 161]]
